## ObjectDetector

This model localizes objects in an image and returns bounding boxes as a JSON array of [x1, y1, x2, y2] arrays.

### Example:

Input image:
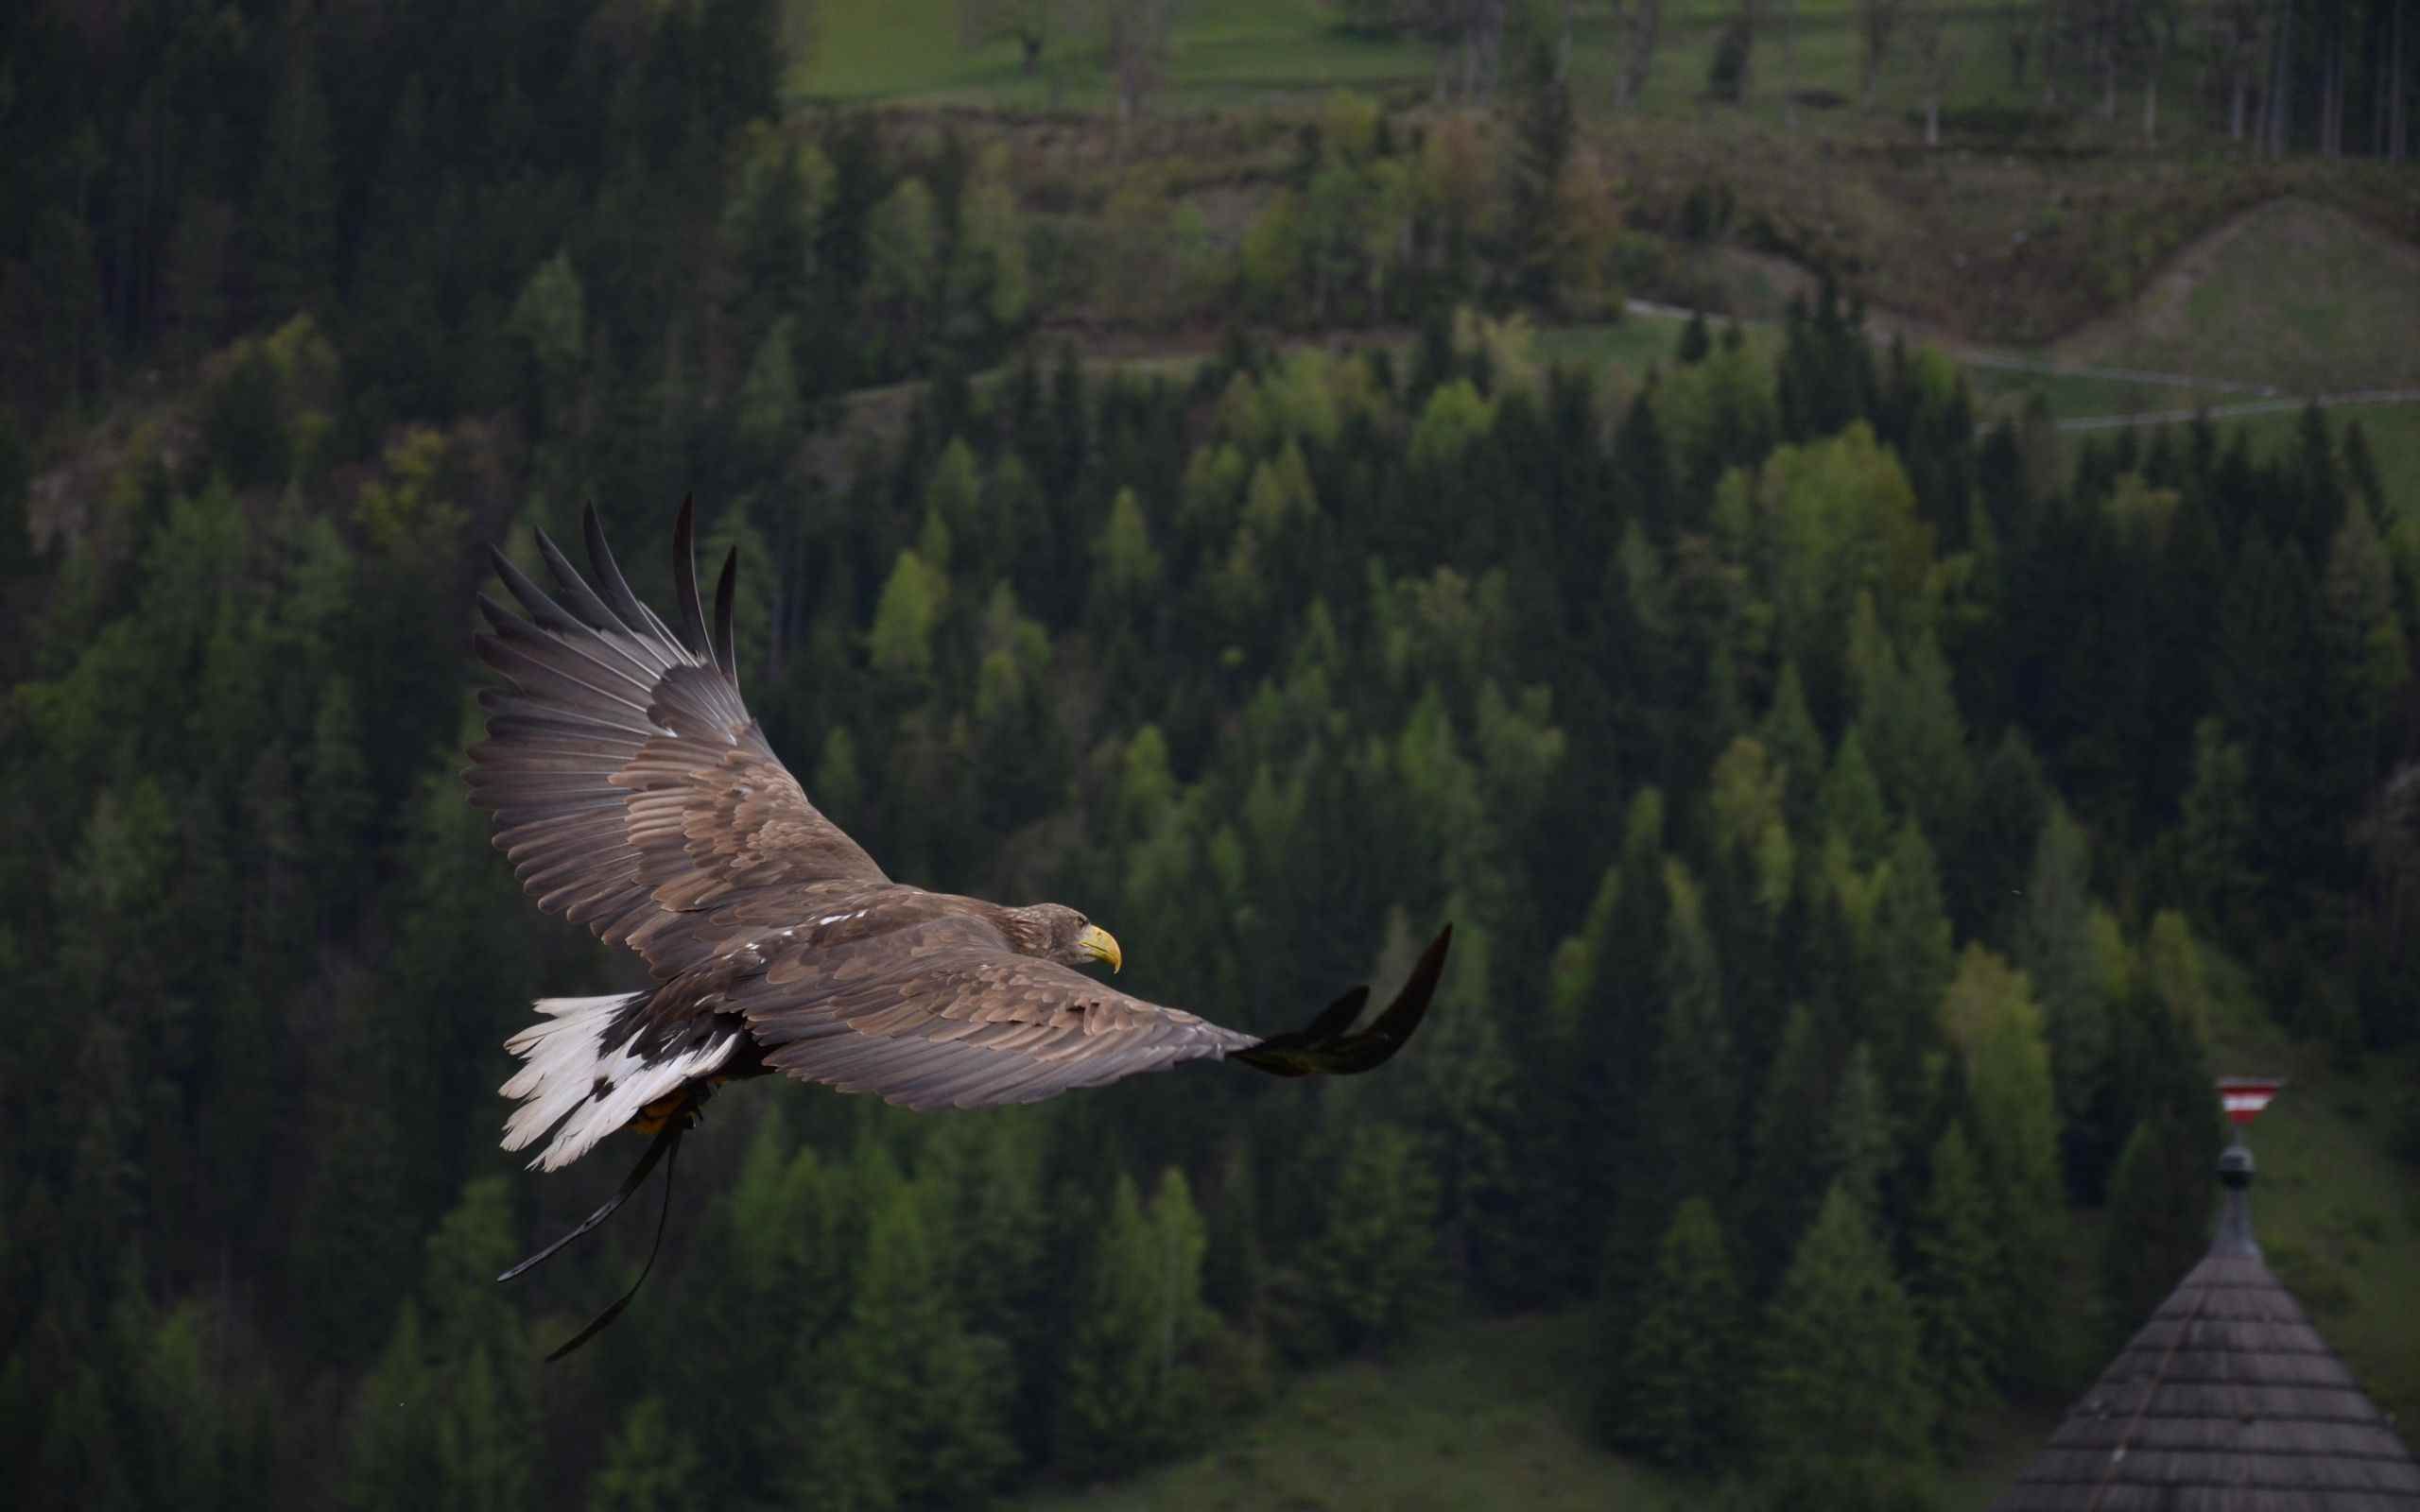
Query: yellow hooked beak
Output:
[[1077, 924, 1123, 974]]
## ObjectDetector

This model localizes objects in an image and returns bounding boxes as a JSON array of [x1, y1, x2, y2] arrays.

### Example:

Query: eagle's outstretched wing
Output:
[[467, 499, 884, 979], [729, 914, 1453, 1110], [473, 499, 1449, 1130]]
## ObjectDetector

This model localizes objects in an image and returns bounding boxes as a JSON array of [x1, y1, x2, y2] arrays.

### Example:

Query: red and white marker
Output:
[[2216, 1076, 2283, 1126]]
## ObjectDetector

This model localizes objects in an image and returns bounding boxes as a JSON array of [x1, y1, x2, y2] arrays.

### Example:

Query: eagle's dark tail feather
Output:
[[497, 1113, 687, 1362]]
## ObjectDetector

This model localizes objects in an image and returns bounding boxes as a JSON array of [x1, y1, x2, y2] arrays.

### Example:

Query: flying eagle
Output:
[[466, 500, 1449, 1351]]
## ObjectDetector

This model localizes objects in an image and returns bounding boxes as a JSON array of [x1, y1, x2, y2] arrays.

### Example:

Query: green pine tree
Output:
[[1827, 1041, 1894, 1223], [1288, 1121, 1442, 1358], [804, 1166, 1017, 1508], [1750, 1184, 1937, 1504], [1058, 1168, 1217, 1478], [2100, 1113, 2214, 1347], [251, 45, 337, 319], [2017, 802, 2116, 1198], [1910, 1124, 1998, 1437], [588, 1398, 704, 1512], [1741, 1002, 1833, 1292], [1943, 946, 2066, 1389], [1607, 1195, 1742, 1470]]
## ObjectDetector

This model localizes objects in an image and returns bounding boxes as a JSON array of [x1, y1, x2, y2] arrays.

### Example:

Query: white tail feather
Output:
[[499, 993, 739, 1172]]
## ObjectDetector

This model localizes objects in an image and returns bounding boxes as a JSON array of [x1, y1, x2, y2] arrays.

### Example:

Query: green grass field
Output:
[[2054, 198, 2420, 395], [1012, 1312, 1689, 1512], [795, 0, 2039, 123]]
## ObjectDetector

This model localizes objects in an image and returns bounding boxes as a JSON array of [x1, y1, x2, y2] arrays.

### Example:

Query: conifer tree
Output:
[[1058, 1168, 1216, 1478], [345, 1302, 437, 1512], [1643, 860, 1738, 1213], [1942, 946, 2066, 1388], [1741, 1002, 1832, 1292], [2100, 1113, 2213, 1346], [733, 318, 802, 476], [1290, 1121, 1441, 1358], [1957, 728, 2049, 939], [2179, 718, 2257, 940], [1760, 662, 1825, 835], [1821, 724, 1893, 863], [1607, 1195, 1741, 1469], [2018, 802, 2114, 1197], [1750, 1185, 1935, 1503], [2317, 495, 2408, 846], [1910, 1124, 1997, 1434], [1827, 1041, 1894, 1222], [251, 45, 337, 320], [588, 1398, 704, 1512], [303, 675, 373, 936], [805, 1168, 1017, 1508], [1864, 821, 1954, 1105]]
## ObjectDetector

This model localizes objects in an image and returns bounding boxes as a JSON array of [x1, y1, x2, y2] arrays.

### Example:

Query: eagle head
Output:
[[1006, 902, 1122, 974]]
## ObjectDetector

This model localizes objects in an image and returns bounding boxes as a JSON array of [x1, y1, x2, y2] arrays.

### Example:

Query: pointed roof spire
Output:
[[2210, 1142, 2259, 1259], [1994, 1079, 2420, 1509], [2209, 1073, 2281, 1262]]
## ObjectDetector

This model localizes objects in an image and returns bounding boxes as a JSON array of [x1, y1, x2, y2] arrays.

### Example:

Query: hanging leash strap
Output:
[[497, 1115, 684, 1284], [539, 1127, 683, 1362], [494, 1114, 687, 1361]]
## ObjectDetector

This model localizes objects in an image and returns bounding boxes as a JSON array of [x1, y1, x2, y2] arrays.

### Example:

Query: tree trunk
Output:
[[2270, 0, 2295, 157], [2394, 0, 2410, 163], [2332, 0, 2353, 158], [2144, 73, 2158, 144], [2041, 3, 2058, 107], [2100, 20, 2118, 121], [2231, 68, 2247, 140], [2377, 0, 2394, 156], [1926, 92, 1940, 146], [1621, 0, 1661, 109], [2319, 3, 2337, 158], [1783, 0, 1798, 128]]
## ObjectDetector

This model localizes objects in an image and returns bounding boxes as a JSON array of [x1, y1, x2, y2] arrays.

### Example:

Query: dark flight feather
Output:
[[712, 548, 738, 683], [671, 494, 712, 662]]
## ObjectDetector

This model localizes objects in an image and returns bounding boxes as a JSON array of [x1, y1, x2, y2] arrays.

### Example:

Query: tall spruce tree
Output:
[[1607, 1194, 1743, 1470], [1750, 1184, 1936, 1505], [1741, 1002, 1835, 1292], [1943, 946, 2066, 1389], [1910, 1124, 1998, 1436], [1057, 1168, 1216, 1479]]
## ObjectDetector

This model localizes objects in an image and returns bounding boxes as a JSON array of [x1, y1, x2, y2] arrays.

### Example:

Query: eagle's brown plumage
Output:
[[468, 499, 1447, 1176]]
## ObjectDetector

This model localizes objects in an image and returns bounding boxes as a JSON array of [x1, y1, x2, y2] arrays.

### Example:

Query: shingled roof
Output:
[[1996, 1144, 2420, 1510]]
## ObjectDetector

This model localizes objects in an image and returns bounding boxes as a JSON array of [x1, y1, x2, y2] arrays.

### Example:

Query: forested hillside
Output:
[[6, 3, 2419, 1509]]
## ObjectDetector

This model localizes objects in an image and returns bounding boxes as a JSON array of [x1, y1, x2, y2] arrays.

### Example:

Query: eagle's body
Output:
[[468, 502, 1445, 1179]]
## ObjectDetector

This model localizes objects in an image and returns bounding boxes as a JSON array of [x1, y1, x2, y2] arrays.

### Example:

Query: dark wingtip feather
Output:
[[585, 503, 659, 640], [475, 592, 519, 636], [712, 546, 739, 682], [485, 552, 580, 636], [1233, 924, 1451, 1078], [1356, 924, 1452, 1056], [532, 525, 625, 633], [1299, 985, 1370, 1045], [672, 494, 710, 662]]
